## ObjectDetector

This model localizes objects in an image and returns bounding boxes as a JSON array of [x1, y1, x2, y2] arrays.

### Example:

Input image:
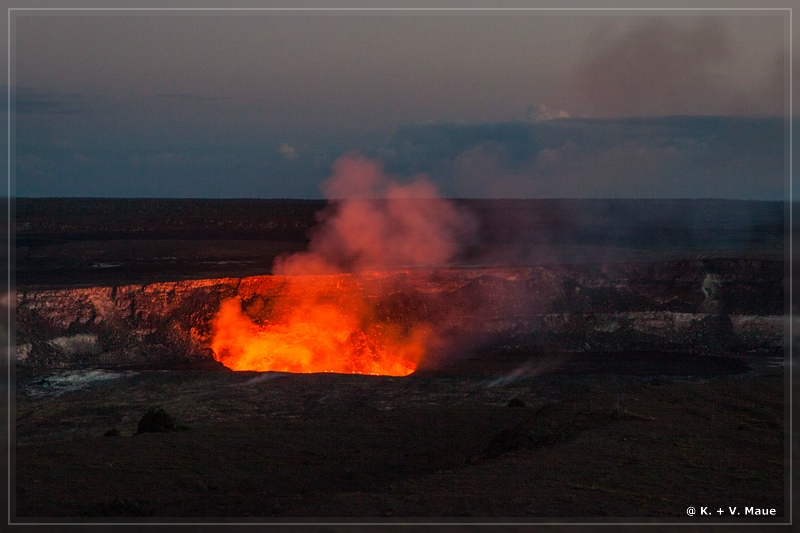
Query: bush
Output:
[[136, 407, 175, 434]]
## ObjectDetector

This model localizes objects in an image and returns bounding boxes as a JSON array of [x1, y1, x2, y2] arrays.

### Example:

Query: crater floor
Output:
[[14, 357, 787, 519]]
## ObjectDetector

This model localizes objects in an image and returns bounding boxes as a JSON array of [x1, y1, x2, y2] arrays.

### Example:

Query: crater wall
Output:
[[15, 259, 785, 370]]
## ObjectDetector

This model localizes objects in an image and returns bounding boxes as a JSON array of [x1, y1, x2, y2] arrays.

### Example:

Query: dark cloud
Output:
[[387, 122, 539, 175], [12, 80, 789, 201], [15, 142, 338, 198], [560, 18, 785, 118], [14, 88, 101, 115], [380, 116, 785, 200], [14, 111, 785, 200], [152, 94, 230, 102]]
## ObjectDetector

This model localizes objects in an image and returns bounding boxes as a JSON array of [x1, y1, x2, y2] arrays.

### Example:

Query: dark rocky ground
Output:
[[13, 362, 787, 520], [10, 198, 793, 524]]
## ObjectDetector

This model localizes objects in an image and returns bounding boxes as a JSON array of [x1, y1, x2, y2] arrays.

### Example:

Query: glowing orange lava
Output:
[[210, 276, 426, 376]]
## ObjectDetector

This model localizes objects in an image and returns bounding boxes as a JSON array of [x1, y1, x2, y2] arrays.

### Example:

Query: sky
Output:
[[5, 3, 796, 200]]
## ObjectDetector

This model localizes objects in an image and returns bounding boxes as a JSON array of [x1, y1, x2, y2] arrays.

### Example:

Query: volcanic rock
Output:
[[14, 259, 785, 370]]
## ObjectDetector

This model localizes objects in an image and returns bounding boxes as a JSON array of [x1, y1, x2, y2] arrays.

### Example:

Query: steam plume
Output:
[[274, 152, 478, 275], [561, 18, 784, 118], [211, 153, 482, 375]]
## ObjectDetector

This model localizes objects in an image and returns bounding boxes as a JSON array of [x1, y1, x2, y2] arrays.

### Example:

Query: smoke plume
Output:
[[274, 152, 478, 275], [561, 18, 785, 118]]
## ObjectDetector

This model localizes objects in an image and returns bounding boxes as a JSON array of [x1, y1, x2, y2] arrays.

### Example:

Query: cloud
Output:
[[15, 88, 100, 115], [381, 116, 784, 200], [145, 152, 186, 167], [524, 104, 570, 122], [388, 122, 539, 175], [280, 143, 298, 160], [561, 18, 784, 118], [152, 94, 227, 102]]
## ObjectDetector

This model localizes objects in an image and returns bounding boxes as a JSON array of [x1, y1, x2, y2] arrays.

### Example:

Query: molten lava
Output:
[[210, 276, 426, 376]]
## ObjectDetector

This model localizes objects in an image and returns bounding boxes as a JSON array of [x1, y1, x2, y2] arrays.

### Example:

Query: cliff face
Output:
[[15, 259, 785, 370]]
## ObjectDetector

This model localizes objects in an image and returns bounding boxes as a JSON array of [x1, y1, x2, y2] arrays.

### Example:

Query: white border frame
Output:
[[5, 6, 793, 527]]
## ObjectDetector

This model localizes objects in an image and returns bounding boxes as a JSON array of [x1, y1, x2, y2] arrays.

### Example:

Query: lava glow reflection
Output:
[[210, 277, 425, 376]]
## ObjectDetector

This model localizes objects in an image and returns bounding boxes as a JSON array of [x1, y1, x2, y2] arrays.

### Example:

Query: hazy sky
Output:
[[7, 6, 794, 199]]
